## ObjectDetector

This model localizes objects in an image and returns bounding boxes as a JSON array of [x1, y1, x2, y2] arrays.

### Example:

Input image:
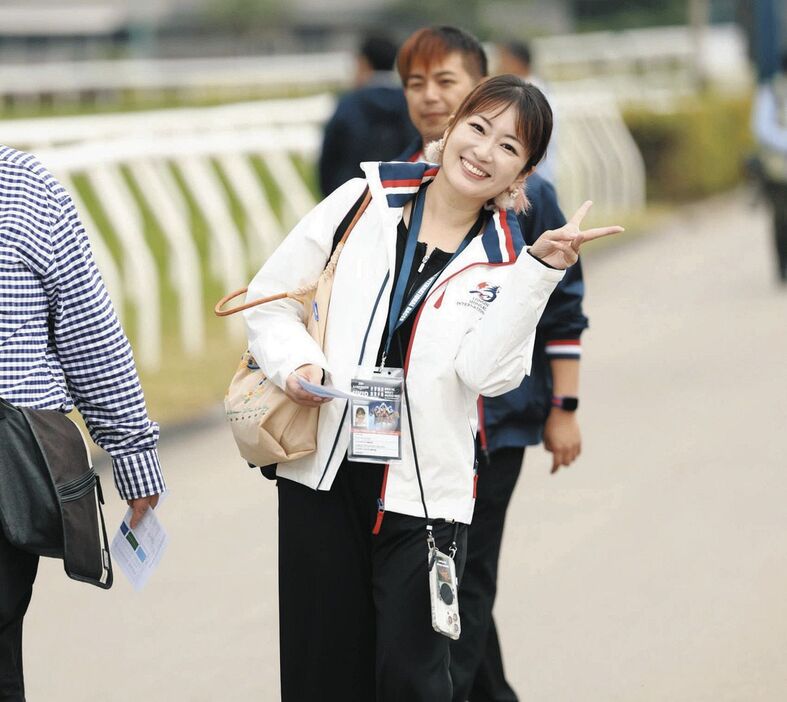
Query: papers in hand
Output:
[[297, 376, 369, 402], [111, 503, 168, 591]]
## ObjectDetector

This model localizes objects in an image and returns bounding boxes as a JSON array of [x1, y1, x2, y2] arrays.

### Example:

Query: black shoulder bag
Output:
[[0, 398, 113, 589]]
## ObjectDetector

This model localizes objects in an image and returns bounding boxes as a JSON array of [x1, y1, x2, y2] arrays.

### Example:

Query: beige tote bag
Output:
[[215, 188, 371, 468]]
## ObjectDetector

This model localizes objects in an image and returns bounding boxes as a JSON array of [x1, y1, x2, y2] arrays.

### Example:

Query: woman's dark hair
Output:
[[446, 74, 552, 172]]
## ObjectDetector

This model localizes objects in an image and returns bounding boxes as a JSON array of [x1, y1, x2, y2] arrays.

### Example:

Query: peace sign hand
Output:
[[528, 201, 624, 270]]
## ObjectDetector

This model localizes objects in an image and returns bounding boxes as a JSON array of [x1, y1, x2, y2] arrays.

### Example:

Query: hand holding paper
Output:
[[111, 499, 168, 591], [285, 364, 331, 407], [297, 376, 370, 402]]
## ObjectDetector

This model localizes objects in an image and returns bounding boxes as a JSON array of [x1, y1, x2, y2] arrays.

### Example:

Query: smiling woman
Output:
[[237, 73, 622, 702], [426, 75, 553, 217]]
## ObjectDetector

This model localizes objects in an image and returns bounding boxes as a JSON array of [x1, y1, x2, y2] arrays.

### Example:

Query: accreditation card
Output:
[[347, 367, 404, 464]]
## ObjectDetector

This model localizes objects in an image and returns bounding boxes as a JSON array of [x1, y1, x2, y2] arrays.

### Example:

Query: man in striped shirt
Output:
[[0, 145, 164, 699]]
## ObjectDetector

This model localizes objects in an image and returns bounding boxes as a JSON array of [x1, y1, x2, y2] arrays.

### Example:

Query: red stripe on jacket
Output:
[[499, 209, 516, 262]]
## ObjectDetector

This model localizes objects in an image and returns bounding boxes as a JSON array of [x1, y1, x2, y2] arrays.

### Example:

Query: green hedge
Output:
[[623, 92, 754, 202]]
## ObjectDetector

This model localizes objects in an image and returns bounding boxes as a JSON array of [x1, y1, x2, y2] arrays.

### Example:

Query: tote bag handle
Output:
[[214, 188, 371, 317]]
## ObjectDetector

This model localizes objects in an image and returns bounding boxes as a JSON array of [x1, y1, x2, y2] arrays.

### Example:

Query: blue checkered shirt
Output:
[[0, 145, 164, 500]]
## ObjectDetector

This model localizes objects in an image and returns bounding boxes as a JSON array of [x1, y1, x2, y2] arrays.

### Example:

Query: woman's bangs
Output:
[[460, 94, 531, 150]]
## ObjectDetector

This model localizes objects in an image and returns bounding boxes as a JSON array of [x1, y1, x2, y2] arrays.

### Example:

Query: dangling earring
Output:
[[423, 138, 445, 164], [493, 179, 530, 214], [493, 185, 520, 211]]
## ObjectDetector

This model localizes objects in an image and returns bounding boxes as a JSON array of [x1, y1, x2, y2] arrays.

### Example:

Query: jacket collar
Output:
[[360, 160, 525, 265]]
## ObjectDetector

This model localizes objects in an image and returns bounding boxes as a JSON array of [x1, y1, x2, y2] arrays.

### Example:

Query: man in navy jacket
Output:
[[318, 34, 418, 196], [395, 27, 588, 702]]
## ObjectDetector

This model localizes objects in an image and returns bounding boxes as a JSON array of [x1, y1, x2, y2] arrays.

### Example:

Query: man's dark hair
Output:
[[359, 34, 399, 72], [502, 40, 532, 70], [397, 26, 488, 83]]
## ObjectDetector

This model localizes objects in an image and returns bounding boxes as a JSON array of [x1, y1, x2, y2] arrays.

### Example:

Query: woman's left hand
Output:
[[285, 364, 332, 408], [529, 201, 624, 270]]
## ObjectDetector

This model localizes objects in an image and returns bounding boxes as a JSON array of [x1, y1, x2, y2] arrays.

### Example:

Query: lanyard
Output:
[[382, 184, 476, 365]]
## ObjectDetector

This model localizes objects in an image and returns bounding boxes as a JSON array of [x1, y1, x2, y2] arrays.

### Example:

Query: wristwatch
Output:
[[551, 396, 579, 412]]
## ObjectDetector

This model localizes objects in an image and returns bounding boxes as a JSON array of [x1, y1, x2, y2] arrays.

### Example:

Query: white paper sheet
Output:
[[111, 504, 168, 591], [297, 377, 369, 402]]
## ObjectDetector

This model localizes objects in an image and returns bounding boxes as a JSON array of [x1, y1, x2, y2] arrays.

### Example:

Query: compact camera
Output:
[[429, 550, 461, 639]]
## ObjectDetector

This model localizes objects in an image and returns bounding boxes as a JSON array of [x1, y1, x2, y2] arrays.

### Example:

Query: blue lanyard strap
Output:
[[382, 185, 476, 363]]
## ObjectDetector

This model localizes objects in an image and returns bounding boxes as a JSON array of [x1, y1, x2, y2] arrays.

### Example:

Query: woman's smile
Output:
[[460, 157, 490, 179]]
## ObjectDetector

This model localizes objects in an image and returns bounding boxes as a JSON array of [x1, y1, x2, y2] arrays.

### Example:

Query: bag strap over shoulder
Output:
[[215, 187, 371, 317]]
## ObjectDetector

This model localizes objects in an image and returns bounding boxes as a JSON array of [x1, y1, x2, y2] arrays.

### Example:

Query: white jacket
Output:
[[244, 161, 564, 524]]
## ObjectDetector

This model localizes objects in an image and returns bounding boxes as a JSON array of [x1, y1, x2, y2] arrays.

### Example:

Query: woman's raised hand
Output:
[[529, 201, 624, 270]]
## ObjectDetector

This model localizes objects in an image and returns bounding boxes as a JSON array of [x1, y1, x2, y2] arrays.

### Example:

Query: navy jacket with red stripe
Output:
[[487, 173, 588, 450]]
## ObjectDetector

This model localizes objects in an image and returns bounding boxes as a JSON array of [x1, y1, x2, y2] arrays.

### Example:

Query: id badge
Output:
[[347, 367, 404, 464]]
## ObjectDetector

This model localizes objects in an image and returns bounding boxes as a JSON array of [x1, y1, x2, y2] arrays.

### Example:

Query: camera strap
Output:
[[399, 336, 459, 566]]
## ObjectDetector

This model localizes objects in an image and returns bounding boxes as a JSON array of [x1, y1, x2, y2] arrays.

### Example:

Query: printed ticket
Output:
[[111, 503, 168, 591]]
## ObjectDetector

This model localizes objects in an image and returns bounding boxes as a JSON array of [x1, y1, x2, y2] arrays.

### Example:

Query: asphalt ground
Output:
[[24, 192, 787, 701]]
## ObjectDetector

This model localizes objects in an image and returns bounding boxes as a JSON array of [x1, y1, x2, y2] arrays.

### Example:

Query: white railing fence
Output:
[[6, 100, 326, 369], [532, 23, 750, 105], [1, 93, 644, 370], [0, 54, 353, 107], [551, 90, 646, 218], [0, 24, 750, 111]]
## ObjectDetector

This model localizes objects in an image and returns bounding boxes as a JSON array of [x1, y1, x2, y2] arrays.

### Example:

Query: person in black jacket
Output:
[[395, 27, 588, 702], [753, 51, 787, 283], [318, 34, 418, 196]]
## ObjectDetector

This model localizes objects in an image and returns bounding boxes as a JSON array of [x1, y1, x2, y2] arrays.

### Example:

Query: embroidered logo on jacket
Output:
[[469, 282, 500, 303], [457, 282, 501, 314]]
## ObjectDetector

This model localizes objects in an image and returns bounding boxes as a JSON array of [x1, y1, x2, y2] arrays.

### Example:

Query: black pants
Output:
[[0, 523, 39, 702], [278, 458, 467, 702], [450, 446, 525, 702], [764, 181, 787, 281]]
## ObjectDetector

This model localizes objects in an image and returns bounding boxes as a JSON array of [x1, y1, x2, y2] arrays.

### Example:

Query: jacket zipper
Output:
[[316, 270, 391, 490], [416, 250, 432, 273]]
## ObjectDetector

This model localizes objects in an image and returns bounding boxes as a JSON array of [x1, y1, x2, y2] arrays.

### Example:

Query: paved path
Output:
[[24, 193, 787, 701]]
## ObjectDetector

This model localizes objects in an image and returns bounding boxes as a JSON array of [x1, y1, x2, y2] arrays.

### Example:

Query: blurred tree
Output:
[[381, 0, 483, 37], [573, 0, 686, 31], [201, 0, 290, 34]]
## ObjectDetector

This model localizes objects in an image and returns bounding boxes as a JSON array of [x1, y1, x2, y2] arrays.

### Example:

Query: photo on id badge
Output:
[[348, 368, 403, 463]]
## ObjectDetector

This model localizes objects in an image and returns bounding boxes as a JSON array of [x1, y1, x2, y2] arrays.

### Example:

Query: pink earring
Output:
[[423, 138, 445, 164], [493, 180, 529, 214]]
